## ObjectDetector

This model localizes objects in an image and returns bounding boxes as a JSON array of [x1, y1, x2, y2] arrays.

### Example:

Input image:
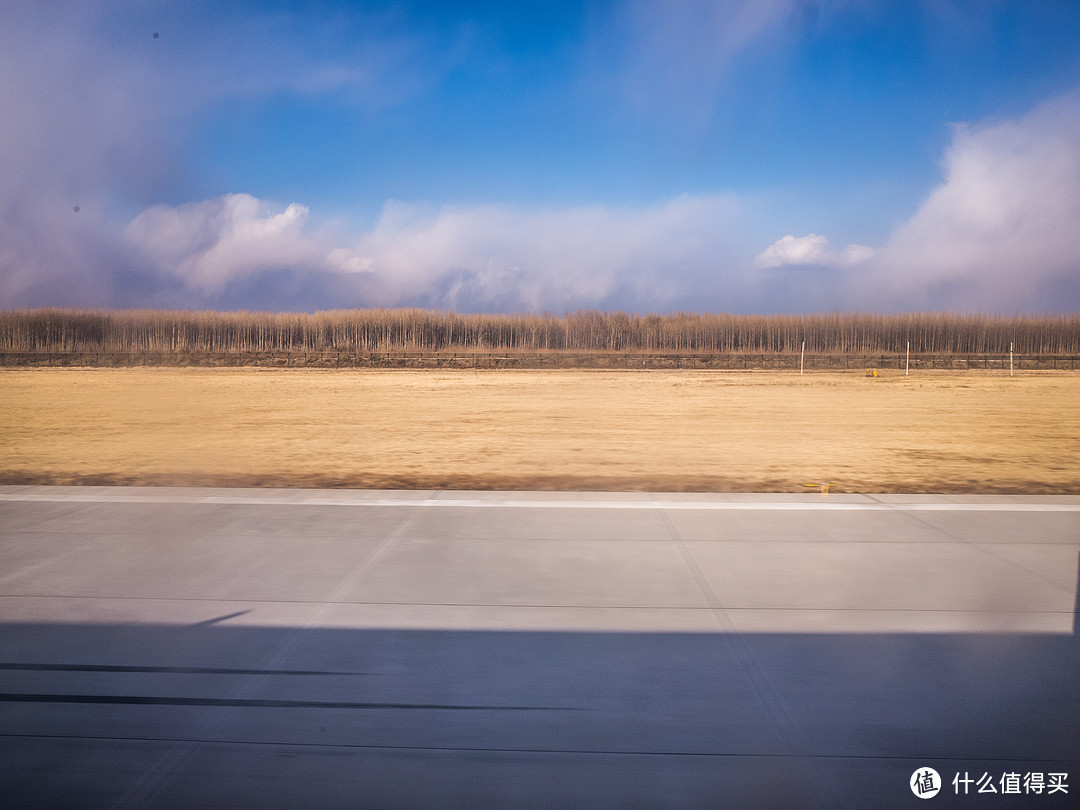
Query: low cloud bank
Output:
[[753, 90, 1080, 310], [120, 193, 755, 312], [869, 90, 1080, 309]]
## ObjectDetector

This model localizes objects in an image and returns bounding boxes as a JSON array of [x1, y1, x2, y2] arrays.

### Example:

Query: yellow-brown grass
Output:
[[1, 367, 1077, 493]]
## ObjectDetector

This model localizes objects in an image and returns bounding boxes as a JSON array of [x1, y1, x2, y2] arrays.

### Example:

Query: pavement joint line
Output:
[[0, 693, 573, 711], [14, 732, 1077, 762], [0, 595, 1072, 616], [3, 491, 1080, 511], [6, 530, 1076, 545], [0, 663, 379, 676], [880, 503, 1080, 599], [657, 505, 841, 809]]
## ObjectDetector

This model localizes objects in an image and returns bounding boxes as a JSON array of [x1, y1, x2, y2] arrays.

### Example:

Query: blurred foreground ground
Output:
[[1, 368, 1078, 493]]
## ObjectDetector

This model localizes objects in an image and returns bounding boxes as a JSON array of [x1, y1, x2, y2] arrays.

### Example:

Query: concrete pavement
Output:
[[1, 487, 1077, 808]]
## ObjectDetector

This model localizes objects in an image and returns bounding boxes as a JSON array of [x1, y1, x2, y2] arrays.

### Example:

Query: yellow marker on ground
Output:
[[801, 482, 830, 496]]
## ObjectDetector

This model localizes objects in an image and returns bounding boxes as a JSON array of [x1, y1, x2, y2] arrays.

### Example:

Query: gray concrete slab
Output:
[[405, 505, 675, 541], [1, 500, 420, 538], [973, 542, 1080, 591], [900, 509, 1080, 544], [683, 540, 1074, 612], [351, 536, 710, 607], [0, 487, 1077, 809], [0, 532, 389, 602], [665, 508, 940, 542]]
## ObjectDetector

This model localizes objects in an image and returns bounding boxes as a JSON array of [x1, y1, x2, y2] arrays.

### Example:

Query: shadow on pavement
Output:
[[1, 615, 1077, 809]]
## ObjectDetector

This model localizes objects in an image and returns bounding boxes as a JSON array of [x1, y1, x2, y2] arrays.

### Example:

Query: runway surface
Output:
[[1, 486, 1077, 808]]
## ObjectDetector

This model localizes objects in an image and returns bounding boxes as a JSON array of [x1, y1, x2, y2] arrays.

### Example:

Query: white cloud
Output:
[[125, 195, 323, 292], [342, 194, 753, 311], [755, 233, 874, 268], [839, 244, 876, 266], [118, 193, 757, 312], [751, 90, 1080, 309], [868, 90, 1080, 309], [755, 233, 830, 267]]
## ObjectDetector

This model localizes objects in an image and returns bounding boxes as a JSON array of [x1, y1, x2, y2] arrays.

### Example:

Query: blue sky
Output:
[[2, 0, 1080, 313]]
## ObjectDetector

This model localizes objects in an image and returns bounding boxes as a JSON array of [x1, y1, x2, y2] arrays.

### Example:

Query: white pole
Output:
[[906, 341, 909, 376], [800, 340, 805, 375], [1010, 342, 1013, 377]]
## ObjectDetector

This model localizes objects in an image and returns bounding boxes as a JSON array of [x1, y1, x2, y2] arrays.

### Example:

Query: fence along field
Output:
[[1, 308, 1079, 368]]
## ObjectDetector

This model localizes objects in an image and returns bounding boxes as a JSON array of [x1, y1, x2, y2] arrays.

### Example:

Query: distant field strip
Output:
[[2, 368, 1078, 493]]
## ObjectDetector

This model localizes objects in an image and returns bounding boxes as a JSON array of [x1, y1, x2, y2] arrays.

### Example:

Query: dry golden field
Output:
[[1, 367, 1078, 493]]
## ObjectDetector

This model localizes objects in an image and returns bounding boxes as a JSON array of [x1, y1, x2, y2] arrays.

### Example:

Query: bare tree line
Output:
[[2, 308, 1079, 355]]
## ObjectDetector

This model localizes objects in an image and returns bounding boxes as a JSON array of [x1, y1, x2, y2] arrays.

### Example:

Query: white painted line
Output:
[[1, 491, 1079, 512]]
